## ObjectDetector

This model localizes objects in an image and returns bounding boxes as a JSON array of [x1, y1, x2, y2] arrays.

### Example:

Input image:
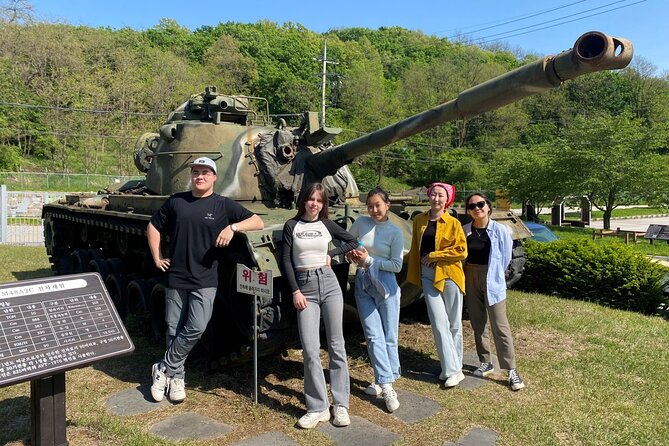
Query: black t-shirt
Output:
[[150, 191, 254, 289], [420, 220, 437, 256], [466, 227, 491, 265]]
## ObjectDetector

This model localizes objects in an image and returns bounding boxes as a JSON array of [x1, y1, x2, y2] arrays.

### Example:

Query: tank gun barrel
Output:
[[308, 31, 632, 178]]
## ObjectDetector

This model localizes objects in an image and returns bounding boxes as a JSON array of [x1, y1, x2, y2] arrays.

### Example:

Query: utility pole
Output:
[[320, 40, 328, 127], [314, 39, 341, 127]]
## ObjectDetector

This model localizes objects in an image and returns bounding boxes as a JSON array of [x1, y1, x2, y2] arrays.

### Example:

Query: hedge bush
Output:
[[518, 239, 668, 315]]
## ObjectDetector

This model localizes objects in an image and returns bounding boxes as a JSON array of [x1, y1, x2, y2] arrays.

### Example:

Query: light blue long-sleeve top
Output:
[[462, 219, 513, 306], [349, 216, 404, 273]]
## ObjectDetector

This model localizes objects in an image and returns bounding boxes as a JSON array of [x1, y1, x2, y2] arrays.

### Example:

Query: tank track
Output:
[[41, 204, 296, 369]]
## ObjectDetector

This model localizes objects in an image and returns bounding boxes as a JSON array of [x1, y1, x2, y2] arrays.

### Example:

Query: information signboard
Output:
[[645, 224, 669, 242], [0, 272, 134, 388], [236, 265, 273, 298]]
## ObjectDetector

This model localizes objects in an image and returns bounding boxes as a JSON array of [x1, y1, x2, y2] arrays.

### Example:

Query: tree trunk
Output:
[[603, 209, 612, 230]]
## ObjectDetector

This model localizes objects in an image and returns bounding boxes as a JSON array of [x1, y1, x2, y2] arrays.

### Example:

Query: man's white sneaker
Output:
[[332, 405, 351, 427], [364, 383, 382, 396], [169, 377, 186, 403], [150, 363, 168, 402], [382, 387, 400, 413], [297, 408, 330, 429], [444, 371, 465, 388]]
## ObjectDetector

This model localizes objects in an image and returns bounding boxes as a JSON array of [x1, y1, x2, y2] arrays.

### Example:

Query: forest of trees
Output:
[[1, 2, 668, 225]]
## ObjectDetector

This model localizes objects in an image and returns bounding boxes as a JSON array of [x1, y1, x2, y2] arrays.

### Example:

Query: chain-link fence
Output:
[[0, 185, 68, 245], [0, 172, 143, 192]]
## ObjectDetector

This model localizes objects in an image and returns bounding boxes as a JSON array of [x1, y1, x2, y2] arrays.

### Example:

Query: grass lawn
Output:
[[550, 226, 669, 257], [0, 246, 668, 445]]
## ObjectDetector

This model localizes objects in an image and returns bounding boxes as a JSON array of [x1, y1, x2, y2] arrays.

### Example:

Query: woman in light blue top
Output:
[[462, 192, 525, 391], [348, 187, 404, 413]]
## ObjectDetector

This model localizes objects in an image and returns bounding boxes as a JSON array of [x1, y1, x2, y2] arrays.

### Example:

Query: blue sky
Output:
[[29, 0, 667, 73]]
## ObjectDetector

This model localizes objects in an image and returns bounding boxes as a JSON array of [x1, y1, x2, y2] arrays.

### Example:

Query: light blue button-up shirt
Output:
[[463, 219, 513, 306]]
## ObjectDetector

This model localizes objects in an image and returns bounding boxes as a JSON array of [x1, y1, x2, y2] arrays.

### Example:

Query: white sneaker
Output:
[[364, 383, 382, 396], [150, 363, 169, 402], [169, 377, 186, 403], [509, 369, 526, 391], [444, 371, 465, 388], [297, 408, 330, 429], [332, 405, 351, 427], [382, 387, 400, 413]]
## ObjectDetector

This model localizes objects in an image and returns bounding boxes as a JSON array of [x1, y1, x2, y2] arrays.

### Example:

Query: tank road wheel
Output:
[[126, 278, 155, 316], [149, 282, 167, 345], [50, 248, 73, 275], [105, 273, 128, 320], [105, 258, 125, 276], [70, 250, 93, 274], [116, 232, 130, 257], [44, 219, 57, 255], [88, 259, 110, 281], [125, 279, 155, 337]]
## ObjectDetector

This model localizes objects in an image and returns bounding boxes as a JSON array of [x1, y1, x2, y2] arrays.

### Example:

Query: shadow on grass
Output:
[[0, 395, 30, 445], [9, 268, 54, 282]]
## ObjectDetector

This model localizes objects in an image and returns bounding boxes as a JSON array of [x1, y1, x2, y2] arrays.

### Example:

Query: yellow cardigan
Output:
[[407, 210, 467, 294]]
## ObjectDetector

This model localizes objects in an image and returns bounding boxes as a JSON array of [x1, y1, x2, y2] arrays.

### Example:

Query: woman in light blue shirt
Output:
[[348, 187, 404, 413], [462, 192, 525, 391]]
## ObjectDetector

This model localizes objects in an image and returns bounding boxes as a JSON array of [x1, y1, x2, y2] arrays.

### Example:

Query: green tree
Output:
[[558, 114, 669, 229], [491, 142, 568, 213]]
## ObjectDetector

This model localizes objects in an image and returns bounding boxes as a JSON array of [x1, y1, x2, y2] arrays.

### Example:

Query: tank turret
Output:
[[42, 32, 632, 368]]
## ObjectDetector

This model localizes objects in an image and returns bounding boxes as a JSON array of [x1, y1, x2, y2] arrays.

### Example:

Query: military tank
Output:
[[42, 31, 632, 368]]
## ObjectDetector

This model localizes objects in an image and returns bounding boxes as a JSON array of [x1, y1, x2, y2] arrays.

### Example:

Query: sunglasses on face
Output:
[[467, 201, 486, 210]]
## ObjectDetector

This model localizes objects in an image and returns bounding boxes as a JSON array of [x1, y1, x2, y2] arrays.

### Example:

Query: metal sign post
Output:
[[236, 264, 272, 405]]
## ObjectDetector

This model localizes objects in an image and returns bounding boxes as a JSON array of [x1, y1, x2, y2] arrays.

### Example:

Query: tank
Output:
[[42, 32, 632, 368]]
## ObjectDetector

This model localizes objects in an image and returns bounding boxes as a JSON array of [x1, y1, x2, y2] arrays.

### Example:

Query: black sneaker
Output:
[[509, 369, 525, 391], [473, 361, 494, 377]]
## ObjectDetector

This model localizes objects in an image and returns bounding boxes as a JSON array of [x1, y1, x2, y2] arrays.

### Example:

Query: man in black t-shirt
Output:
[[147, 156, 264, 403]]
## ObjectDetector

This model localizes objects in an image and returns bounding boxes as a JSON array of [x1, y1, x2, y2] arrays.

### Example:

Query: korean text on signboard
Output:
[[0, 273, 134, 387], [236, 265, 273, 298]]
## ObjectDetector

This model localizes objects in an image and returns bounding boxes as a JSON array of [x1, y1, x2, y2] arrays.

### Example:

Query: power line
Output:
[[469, 0, 645, 46], [0, 101, 164, 117], [443, 0, 587, 38], [0, 127, 139, 140]]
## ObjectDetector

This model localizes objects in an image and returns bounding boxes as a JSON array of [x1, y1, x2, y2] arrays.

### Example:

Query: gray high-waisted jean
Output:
[[295, 266, 350, 412]]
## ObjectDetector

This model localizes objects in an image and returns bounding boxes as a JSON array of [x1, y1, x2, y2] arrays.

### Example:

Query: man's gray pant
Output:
[[162, 287, 216, 379], [296, 267, 350, 412]]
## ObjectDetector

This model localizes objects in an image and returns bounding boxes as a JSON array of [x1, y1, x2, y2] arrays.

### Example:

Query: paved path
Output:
[[588, 216, 669, 232], [104, 350, 502, 446]]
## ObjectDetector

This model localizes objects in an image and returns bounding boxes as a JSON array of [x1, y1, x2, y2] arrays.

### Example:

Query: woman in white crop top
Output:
[[280, 183, 357, 429]]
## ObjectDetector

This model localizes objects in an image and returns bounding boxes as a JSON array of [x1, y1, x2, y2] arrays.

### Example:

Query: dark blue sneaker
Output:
[[473, 361, 494, 377]]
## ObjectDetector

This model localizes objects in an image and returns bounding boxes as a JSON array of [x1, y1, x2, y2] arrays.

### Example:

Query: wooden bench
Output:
[[592, 228, 646, 244]]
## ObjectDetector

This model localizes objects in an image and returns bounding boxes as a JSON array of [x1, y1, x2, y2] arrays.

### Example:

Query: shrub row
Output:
[[518, 239, 668, 315]]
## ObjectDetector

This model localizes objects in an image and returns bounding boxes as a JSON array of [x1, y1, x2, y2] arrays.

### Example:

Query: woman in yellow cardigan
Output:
[[407, 182, 467, 387]]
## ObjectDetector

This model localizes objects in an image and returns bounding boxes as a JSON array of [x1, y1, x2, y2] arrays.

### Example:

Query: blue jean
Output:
[[162, 287, 216, 379], [355, 269, 401, 385], [295, 267, 350, 412], [421, 266, 463, 378]]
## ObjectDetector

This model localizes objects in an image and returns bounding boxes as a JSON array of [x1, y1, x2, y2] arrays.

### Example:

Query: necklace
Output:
[[429, 210, 442, 221], [473, 226, 487, 237]]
